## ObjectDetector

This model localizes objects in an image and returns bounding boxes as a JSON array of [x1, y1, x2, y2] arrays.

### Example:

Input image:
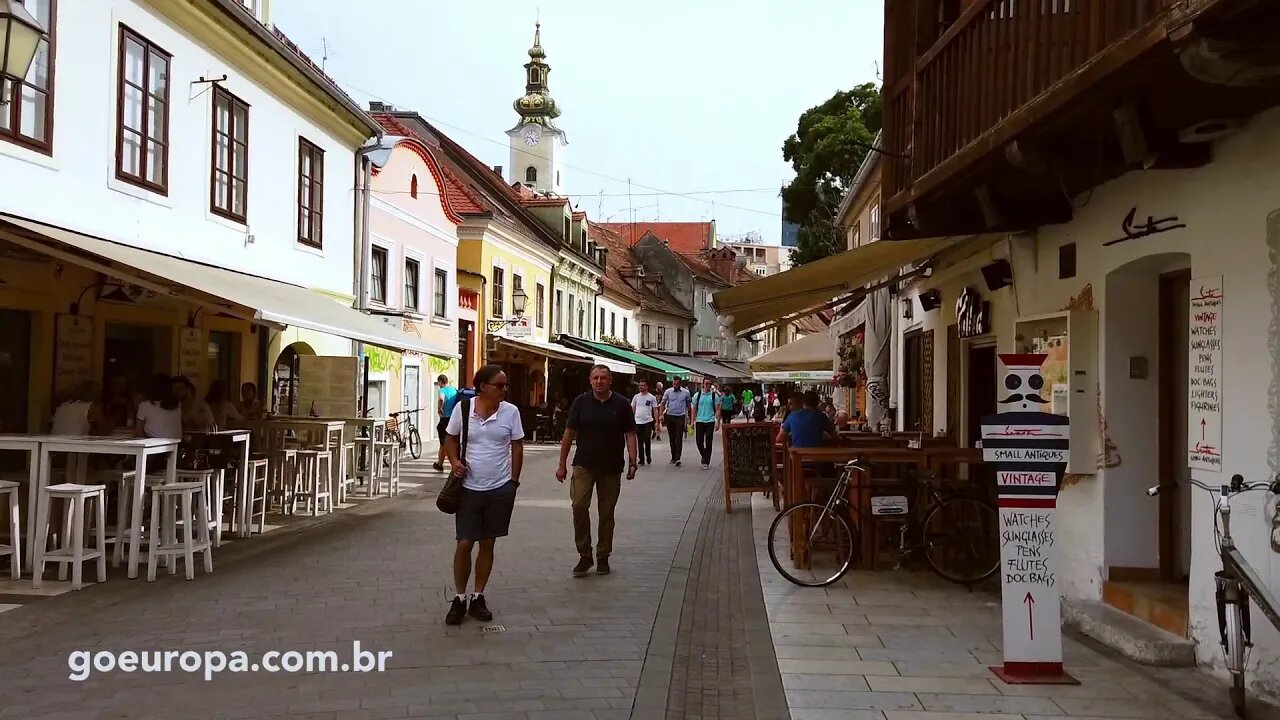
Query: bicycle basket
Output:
[[385, 416, 399, 435]]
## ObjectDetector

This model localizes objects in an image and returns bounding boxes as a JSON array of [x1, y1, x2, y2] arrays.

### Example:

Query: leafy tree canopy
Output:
[[781, 83, 883, 266]]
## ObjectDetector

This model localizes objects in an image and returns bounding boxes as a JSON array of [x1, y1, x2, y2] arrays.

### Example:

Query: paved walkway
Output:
[[0, 434, 779, 720], [749, 494, 1273, 720]]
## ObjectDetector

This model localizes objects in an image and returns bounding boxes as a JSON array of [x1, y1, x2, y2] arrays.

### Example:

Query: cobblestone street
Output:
[[0, 436, 1273, 720]]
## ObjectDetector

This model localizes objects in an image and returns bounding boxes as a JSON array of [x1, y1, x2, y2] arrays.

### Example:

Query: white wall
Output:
[[0, 1, 361, 295], [1019, 105, 1280, 695], [599, 294, 636, 345]]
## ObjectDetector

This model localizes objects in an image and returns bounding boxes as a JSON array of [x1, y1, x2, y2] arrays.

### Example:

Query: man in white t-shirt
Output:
[[630, 380, 657, 466], [443, 365, 524, 627]]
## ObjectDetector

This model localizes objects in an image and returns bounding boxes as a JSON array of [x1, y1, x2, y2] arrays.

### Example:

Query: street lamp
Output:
[[0, 1, 46, 106], [511, 286, 528, 317]]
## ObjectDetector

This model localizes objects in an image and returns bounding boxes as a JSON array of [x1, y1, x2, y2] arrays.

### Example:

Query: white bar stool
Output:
[[374, 441, 401, 497], [177, 469, 224, 548], [245, 456, 269, 533], [146, 481, 213, 581], [268, 448, 298, 514], [33, 483, 107, 590], [0, 480, 21, 580], [292, 450, 333, 516]]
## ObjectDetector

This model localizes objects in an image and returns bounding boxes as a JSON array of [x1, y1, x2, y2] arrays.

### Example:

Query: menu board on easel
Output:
[[721, 422, 778, 513], [53, 313, 93, 401], [298, 355, 358, 417], [178, 327, 204, 390]]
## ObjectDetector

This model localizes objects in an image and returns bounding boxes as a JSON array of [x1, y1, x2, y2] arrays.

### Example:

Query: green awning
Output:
[[556, 337, 692, 379]]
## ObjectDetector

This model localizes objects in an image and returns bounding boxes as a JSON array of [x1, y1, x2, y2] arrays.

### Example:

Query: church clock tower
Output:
[[506, 22, 566, 195]]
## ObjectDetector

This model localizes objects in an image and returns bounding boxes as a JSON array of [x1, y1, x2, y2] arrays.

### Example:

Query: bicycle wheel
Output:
[[1224, 600, 1248, 717], [767, 502, 858, 587], [408, 426, 422, 460], [921, 496, 1000, 585]]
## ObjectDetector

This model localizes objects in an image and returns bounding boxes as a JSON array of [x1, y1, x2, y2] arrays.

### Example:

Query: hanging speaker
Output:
[[980, 259, 1013, 291], [918, 290, 942, 312]]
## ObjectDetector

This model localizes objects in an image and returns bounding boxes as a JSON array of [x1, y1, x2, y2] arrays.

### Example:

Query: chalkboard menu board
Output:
[[721, 422, 778, 512]]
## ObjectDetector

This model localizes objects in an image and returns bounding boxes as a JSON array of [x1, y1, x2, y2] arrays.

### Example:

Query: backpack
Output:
[[693, 391, 718, 419]]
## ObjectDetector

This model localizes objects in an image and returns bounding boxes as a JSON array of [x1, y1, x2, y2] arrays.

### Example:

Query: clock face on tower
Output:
[[522, 126, 541, 147]]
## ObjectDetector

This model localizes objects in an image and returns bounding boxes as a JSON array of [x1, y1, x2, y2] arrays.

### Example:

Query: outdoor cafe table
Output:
[[784, 445, 984, 570], [186, 429, 253, 538], [0, 434, 49, 566], [33, 436, 180, 579], [257, 419, 346, 500]]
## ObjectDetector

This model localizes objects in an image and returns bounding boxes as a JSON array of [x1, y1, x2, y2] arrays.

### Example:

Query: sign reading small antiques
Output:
[[981, 354, 1077, 686], [956, 287, 990, 339]]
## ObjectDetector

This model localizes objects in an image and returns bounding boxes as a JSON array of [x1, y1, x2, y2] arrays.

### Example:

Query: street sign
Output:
[[507, 317, 532, 338], [981, 353, 1078, 686]]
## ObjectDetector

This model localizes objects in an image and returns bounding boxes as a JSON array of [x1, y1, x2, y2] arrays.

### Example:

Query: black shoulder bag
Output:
[[436, 395, 469, 514]]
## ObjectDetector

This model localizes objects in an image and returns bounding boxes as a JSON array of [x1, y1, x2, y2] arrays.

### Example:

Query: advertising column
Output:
[[980, 354, 1077, 685]]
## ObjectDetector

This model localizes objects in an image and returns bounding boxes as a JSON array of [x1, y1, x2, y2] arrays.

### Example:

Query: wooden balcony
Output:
[[886, 0, 1175, 211]]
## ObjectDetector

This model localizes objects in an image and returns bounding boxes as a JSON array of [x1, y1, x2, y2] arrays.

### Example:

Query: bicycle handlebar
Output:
[[1147, 474, 1279, 497]]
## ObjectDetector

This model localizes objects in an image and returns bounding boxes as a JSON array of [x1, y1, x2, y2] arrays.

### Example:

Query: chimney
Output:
[[708, 248, 736, 282], [493, 165, 504, 177], [368, 101, 394, 112]]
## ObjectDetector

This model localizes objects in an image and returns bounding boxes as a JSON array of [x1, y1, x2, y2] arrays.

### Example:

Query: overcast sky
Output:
[[272, 0, 883, 244]]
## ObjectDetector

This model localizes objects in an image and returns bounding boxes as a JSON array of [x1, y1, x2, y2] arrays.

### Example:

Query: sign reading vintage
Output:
[[980, 353, 1077, 686]]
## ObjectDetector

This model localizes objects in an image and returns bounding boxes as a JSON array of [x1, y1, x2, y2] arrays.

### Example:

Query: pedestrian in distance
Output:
[[719, 385, 738, 425], [658, 377, 692, 467], [691, 376, 722, 469], [740, 385, 756, 419], [433, 374, 459, 472], [631, 380, 658, 465], [557, 365, 639, 577], [442, 365, 525, 626]]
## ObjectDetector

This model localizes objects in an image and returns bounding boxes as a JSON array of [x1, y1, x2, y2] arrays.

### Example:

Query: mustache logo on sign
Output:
[[999, 394, 1048, 405]]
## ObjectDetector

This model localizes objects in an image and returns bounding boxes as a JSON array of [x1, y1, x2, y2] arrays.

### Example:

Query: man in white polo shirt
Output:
[[443, 364, 525, 626]]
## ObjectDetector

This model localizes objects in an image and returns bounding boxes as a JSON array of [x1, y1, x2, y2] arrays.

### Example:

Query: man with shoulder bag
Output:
[[441, 366, 524, 626]]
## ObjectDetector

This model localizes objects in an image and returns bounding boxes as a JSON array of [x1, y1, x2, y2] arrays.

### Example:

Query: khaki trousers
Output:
[[570, 467, 622, 560]]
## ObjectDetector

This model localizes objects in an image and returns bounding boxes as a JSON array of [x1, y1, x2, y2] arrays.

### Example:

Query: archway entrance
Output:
[[1102, 252, 1191, 636], [272, 342, 315, 415]]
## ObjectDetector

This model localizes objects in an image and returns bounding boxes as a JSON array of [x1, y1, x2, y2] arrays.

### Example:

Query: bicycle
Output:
[[767, 459, 1000, 587], [1148, 473, 1280, 718], [385, 409, 423, 461]]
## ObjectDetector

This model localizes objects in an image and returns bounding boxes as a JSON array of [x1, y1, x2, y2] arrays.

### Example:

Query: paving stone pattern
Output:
[[0, 444, 717, 720], [749, 494, 1280, 720]]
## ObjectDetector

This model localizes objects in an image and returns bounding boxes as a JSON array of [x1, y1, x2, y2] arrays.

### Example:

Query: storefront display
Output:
[[1012, 310, 1098, 474]]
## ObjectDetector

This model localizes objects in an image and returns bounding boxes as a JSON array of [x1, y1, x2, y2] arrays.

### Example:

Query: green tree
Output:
[[782, 83, 883, 266]]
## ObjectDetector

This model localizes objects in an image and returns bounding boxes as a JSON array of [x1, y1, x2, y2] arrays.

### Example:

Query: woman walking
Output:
[[442, 365, 525, 626]]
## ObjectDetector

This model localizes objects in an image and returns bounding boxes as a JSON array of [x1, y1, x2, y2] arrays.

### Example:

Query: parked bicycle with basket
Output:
[[1148, 473, 1280, 718], [767, 459, 1000, 587], [385, 409, 423, 460]]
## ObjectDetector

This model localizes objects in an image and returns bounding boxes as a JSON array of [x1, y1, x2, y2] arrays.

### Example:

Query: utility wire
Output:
[[335, 78, 784, 219]]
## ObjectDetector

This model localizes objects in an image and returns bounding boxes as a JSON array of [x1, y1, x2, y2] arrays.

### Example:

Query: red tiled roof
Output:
[[572, 211, 587, 220], [597, 222, 713, 252], [372, 114, 487, 217], [592, 224, 694, 319], [674, 252, 725, 285], [794, 313, 830, 335], [523, 197, 570, 207]]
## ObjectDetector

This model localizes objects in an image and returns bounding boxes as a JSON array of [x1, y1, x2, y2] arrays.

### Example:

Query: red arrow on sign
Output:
[[1024, 592, 1035, 640]]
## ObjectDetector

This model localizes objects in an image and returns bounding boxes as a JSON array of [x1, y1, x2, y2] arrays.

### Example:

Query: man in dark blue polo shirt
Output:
[[781, 390, 834, 448], [556, 365, 639, 577]]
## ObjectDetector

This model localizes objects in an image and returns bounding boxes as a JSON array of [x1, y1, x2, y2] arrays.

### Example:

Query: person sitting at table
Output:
[[98, 374, 135, 432], [780, 391, 835, 450], [206, 380, 244, 429], [172, 375, 216, 432], [237, 382, 266, 422], [50, 381, 99, 436], [136, 374, 183, 440]]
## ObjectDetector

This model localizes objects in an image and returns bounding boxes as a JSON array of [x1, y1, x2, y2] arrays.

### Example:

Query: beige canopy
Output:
[[748, 331, 835, 374]]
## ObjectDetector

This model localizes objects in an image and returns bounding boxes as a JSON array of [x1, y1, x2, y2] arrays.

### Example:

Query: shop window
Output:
[[0, 0, 55, 153], [116, 26, 170, 193]]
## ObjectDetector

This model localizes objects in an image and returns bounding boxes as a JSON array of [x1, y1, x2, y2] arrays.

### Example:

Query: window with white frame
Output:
[[433, 267, 447, 318], [492, 266, 505, 318], [404, 258, 420, 311], [869, 203, 880, 242], [371, 247, 388, 305]]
